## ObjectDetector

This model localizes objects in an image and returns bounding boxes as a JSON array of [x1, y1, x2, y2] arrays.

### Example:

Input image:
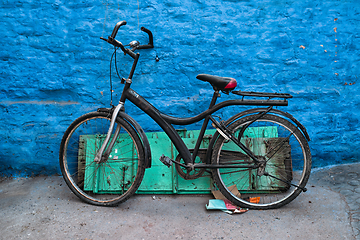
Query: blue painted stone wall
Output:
[[1, 0, 360, 176]]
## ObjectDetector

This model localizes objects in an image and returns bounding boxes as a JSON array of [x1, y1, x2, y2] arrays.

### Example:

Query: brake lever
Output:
[[100, 37, 109, 42]]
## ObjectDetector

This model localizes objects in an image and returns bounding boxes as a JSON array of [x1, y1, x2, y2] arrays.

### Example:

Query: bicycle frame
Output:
[[94, 47, 290, 169], [96, 87, 289, 168]]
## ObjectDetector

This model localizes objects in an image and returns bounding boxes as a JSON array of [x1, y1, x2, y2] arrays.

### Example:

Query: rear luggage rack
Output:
[[232, 91, 293, 99]]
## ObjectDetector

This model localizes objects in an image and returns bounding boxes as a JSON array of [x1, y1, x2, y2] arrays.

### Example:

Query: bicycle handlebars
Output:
[[110, 20, 127, 39], [100, 21, 154, 59], [138, 27, 154, 49]]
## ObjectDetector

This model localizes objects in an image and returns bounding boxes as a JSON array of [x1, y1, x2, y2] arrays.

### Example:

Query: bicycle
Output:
[[59, 21, 312, 210]]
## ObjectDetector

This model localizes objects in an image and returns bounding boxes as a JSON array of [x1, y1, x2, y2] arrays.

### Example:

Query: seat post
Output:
[[209, 90, 220, 108]]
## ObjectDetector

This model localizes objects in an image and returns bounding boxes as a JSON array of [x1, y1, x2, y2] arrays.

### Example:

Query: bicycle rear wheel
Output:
[[59, 111, 145, 206], [211, 114, 311, 209]]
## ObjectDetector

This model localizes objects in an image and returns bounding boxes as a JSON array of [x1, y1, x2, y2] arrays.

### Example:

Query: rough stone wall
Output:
[[1, 0, 359, 176]]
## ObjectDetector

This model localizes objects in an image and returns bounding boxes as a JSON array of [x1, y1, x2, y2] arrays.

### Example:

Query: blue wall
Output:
[[1, 0, 360, 176]]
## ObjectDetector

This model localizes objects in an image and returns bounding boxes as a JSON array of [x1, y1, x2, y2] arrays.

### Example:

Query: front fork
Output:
[[94, 102, 124, 163]]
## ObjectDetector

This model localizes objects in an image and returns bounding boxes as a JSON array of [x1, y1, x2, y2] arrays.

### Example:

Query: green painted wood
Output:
[[80, 127, 290, 194], [81, 134, 139, 194]]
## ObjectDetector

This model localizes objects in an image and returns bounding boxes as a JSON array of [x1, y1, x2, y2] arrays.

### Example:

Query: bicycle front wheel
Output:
[[59, 111, 145, 206], [211, 114, 311, 209]]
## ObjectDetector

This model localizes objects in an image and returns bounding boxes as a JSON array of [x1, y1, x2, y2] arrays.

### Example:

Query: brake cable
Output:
[[109, 46, 123, 107]]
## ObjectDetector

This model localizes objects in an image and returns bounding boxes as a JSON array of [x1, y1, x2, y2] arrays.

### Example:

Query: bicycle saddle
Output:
[[196, 74, 237, 92]]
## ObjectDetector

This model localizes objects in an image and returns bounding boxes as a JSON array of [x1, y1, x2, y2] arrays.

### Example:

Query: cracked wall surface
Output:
[[1, 0, 360, 176]]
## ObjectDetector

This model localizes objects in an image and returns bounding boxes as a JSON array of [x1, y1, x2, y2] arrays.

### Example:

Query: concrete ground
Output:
[[1, 163, 359, 240]]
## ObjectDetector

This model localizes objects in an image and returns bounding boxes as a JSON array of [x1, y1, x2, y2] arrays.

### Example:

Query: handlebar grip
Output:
[[110, 21, 127, 39], [140, 26, 154, 48]]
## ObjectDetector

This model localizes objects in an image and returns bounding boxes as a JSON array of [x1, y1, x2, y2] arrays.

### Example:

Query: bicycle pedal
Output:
[[159, 154, 173, 167]]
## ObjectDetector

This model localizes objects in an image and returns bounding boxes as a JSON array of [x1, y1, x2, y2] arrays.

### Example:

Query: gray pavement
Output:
[[1, 163, 359, 239]]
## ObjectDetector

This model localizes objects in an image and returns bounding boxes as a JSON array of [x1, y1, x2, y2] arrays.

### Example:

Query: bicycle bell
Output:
[[129, 40, 140, 48]]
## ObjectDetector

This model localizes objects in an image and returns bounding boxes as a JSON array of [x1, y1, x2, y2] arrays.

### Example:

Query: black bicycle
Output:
[[59, 21, 311, 210]]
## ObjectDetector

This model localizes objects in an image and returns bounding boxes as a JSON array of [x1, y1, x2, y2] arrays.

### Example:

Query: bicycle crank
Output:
[[174, 152, 206, 180]]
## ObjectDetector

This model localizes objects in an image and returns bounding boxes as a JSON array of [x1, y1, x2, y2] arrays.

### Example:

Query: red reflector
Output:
[[225, 78, 237, 89]]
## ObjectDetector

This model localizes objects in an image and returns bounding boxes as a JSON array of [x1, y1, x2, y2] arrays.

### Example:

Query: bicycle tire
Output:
[[59, 111, 145, 206], [211, 114, 311, 209]]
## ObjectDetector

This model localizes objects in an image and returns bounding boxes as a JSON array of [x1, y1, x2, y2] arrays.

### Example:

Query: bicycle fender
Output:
[[225, 108, 311, 141], [118, 112, 152, 168], [204, 108, 311, 164], [97, 108, 152, 168]]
